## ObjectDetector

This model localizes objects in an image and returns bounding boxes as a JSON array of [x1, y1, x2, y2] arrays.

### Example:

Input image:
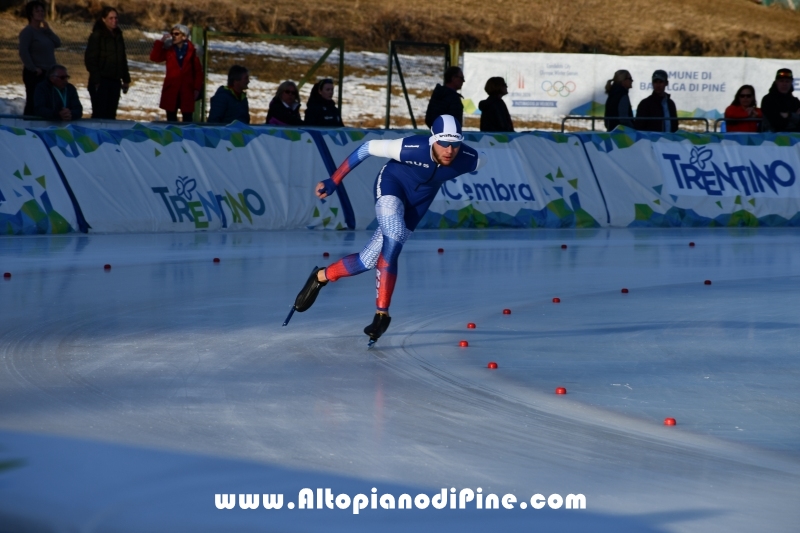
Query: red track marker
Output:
[[437, 248, 444, 253], [704, 280, 712, 285], [323, 252, 329, 257], [487, 362, 498, 369], [502, 309, 511, 315], [664, 418, 677, 426], [561, 244, 567, 249], [3, 272, 10, 279], [555, 387, 567, 395], [213, 258, 220, 263], [103, 264, 111, 270], [621, 288, 629, 293], [459, 340, 469, 347], [467, 323, 476, 329], [689, 242, 695, 247], [552, 297, 561, 303]]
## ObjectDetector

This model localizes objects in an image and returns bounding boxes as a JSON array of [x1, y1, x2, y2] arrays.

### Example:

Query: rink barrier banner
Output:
[[7, 123, 800, 233], [0, 125, 79, 235], [316, 129, 608, 230], [32, 122, 330, 233], [576, 127, 800, 227], [463, 52, 800, 123]]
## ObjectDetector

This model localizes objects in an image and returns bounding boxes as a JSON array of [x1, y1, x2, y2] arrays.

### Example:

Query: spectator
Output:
[[85, 6, 130, 119], [635, 70, 678, 133], [34, 64, 82, 121], [604, 69, 634, 131], [266, 81, 302, 126], [724, 85, 762, 133], [304, 78, 344, 127], [207, 65, 250, 124], [150, 24, 203, 122], [760, 69, 800, 133], [19, 0, 61, 116], [425, 66, 464, 128], [478, 76, 514, 132]]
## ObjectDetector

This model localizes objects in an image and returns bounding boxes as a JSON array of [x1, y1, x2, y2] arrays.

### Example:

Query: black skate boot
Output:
[[294, 266, 328, 312], [364, 312, 391, 348]]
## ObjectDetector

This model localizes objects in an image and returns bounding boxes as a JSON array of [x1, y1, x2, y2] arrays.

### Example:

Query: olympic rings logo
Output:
[[541, 81, 576, 97]]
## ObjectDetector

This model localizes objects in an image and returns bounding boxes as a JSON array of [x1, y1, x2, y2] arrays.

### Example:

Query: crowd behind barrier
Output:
[[12, 3, 800, 134], [3, 121, 800, 237]]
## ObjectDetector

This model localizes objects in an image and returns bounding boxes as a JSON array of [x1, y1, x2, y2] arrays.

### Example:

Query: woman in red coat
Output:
[[724, 85, 762, 133], [150, 24, 203, 122]]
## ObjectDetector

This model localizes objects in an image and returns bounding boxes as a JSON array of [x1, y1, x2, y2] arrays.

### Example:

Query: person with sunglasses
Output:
[[266, 80, 303, 126], [723, 85, 762, 133], [34, 64, 82, 121], [84, 6, 130, 120], [149, 24, 203, 123], [288, 115, 486, 346], [603, 69, 634, 131]]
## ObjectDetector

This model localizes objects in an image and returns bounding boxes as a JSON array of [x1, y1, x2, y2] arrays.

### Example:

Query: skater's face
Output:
[[432, 141, 460, 166]]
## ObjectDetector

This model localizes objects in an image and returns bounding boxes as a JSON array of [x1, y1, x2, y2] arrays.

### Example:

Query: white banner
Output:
[[653, 141, 800, 198], [423, 132, 607, 228], [319, 130, 609, 229], [463, 53, 800, 124], [0, 125, 78, 234], [37, 124, 328, 233], [578, 129, 800, 226]]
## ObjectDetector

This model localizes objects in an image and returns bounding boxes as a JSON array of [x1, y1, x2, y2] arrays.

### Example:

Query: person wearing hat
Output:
[[760, 68, 800, 133], [635, 69, 678, 133], [149, 23, 203, 122], [289, 115, 486, 345]]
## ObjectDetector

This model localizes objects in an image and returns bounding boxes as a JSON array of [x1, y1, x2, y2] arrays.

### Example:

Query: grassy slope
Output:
[[3, 0, 800, 57]]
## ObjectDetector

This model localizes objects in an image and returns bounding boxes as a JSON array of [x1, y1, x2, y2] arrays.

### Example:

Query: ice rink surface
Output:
[[1, 228, 799, 532]]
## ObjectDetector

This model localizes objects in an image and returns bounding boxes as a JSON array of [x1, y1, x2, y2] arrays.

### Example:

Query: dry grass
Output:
[[3, 0, 800, 57]]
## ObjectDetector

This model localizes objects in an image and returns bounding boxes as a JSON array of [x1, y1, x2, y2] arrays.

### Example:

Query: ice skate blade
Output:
[[367, 338, 377, 349], [282, 306, 296, 326]]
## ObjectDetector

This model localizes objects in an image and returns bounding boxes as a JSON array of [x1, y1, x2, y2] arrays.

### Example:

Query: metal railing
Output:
[[385, 41, 451, 130], [713, 117, 764, 132], [199, 30, 344, 123], [561, 115, 709, 133]]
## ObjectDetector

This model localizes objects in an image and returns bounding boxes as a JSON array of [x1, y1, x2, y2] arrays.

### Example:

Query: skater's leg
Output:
[[374, 196, 411, 313], [322, 228, 383, 282]]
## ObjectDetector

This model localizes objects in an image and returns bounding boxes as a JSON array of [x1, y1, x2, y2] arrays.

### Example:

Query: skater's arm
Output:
[[316, 139, 404, 198]]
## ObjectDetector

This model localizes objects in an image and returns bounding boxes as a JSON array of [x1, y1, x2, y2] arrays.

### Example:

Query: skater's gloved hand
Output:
[[316, 179, 337, 199]]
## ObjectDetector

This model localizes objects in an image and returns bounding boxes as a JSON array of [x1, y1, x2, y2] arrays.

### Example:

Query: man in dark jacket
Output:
[[34, 64, 82, 121], [635, 69, 678, 133], [207, 65, 250, 124], [424, 66, 464, 128], [761, 68, 800, 133]]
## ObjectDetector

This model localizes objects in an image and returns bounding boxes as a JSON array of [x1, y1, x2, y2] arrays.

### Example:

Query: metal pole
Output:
[[385, 42, 393, 129], [337, 41, 344, 112], [296, 44, 336, 90], [393, 49, 417, 129], [448, 39, 459, 68], [201, 27, 209, 123]]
